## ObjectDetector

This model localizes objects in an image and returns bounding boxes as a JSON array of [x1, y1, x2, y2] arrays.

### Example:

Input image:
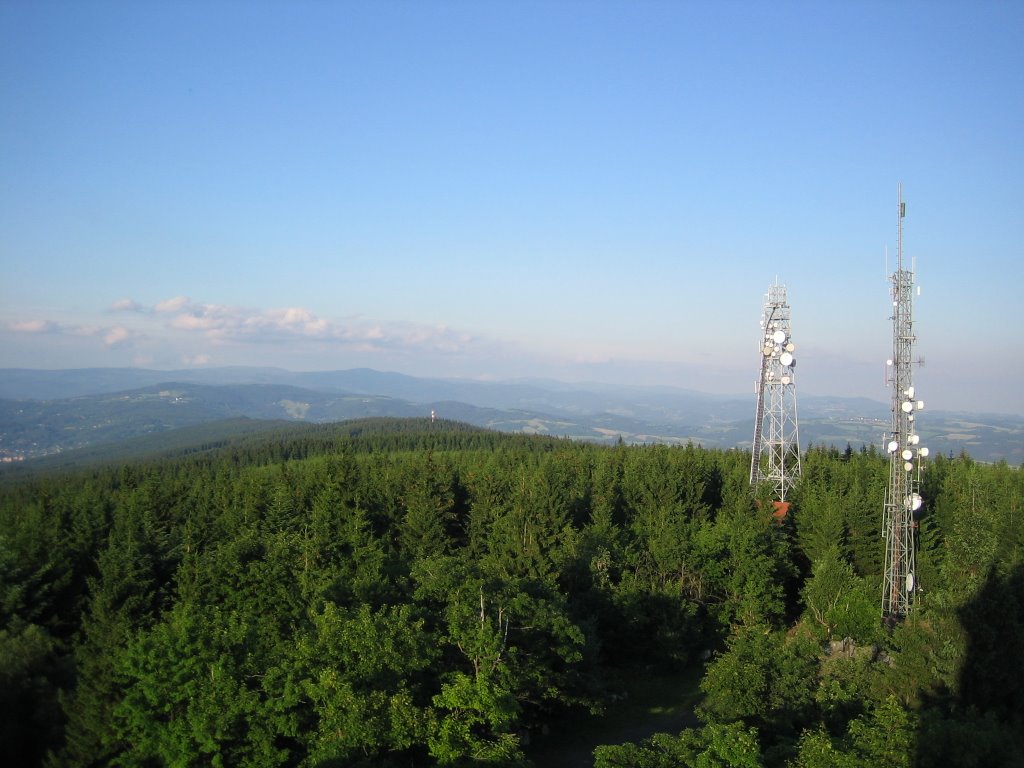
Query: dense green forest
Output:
[[1, 418, 1021, 767]]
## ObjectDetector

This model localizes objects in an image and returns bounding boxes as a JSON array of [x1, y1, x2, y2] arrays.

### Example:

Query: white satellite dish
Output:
[[772, 330, 786, 344], [887, 440, 899, 453], [781, 375, 791, 385], [904, 461, 914, 472], [919, 447, 930, 458], [901, 449, 913, 461], [785, 342, 795, 352], [909, 434, 919, 445], [911, 494, 923, 511], [779, 352, 794, 367], [906, 386, 915, 398], [917, 400, 925, 410], [902, 401, 914, 413], [906, 572, 914, 592]]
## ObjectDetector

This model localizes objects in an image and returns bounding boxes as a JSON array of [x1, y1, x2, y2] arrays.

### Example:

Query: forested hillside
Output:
[[1, 419, 1021, 767]]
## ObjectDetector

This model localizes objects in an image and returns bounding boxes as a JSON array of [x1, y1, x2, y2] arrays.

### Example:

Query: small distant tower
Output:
[[750, 281, 802, 503], [882, 185, 928, 620]]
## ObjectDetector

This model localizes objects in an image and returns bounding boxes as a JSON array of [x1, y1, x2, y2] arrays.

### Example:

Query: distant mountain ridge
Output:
[[0, 367, 1020, 464]]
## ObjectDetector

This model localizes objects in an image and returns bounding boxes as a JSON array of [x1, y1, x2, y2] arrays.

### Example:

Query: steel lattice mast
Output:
[[881, 185, 928, 620], [750, 282, 801, 502]]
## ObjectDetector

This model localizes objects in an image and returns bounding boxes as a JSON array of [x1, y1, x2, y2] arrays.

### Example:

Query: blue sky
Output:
[[2, 1, 1022, 414]]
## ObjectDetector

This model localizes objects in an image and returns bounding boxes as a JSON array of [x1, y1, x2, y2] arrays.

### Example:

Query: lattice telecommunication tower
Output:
[[750, 282, 801, 502], [881, 185, 929, 620]]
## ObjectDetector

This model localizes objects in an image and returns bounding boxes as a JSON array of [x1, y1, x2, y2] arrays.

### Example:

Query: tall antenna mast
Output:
[[881, 184, 928, 620], [750, 281, 801, 504]]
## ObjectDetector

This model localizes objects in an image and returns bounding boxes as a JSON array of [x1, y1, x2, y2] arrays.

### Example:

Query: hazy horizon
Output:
[[5, 362, 1017, 418], [3, 3, 1022, 415]]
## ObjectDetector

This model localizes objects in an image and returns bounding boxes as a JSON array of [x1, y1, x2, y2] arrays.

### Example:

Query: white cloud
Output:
[[110, 298, 144, 312], [151, 298, 479, 356], [6, 297, 503, 373], [278, 307, 315, 325], [8, 319, 102, 337], [155, 296, 192, 313], [8, 316, 145, 351], [171, 312, 223, 331], [9, 319, 60, 333], [103, 326, 133, 346]]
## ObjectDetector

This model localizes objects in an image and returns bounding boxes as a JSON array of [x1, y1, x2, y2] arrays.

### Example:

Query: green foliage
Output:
[[0, 419, 1022, 766], [0, 621, 66, 766], [789, 727, 849, 768], [56, 502, 170, 767], [813, 653, 884, 732], [693, 502, 790, 628], [795, 491, 848, 566], [430, 672, 524, 765], [299, 602, 436, 764], [845, 695, 916, 767], [801, 546, 880, 644], [594, 732, 701, 768], [698, 626, 775, 725], [789, 695, 915, 767], [112, 603, 295, 767], [698, 625, 817, 738], [696, 722, 764, 767], [593, 723, 762, 768]]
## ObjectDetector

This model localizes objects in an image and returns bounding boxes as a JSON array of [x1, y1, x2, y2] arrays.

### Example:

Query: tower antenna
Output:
[[750, 282, 801, 507], [881, 184, 928, 620]]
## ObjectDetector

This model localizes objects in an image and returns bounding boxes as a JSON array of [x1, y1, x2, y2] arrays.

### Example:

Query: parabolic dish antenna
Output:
[[902, 401, 914, 413], [887, 440, 899, 453], [779, 352, 794, 367], [772, 330, 786, 344], [902, 449, 913, 461], [919, 447, 930, 458], [781, 375, 791, 385], [906, 572, 914, 592]]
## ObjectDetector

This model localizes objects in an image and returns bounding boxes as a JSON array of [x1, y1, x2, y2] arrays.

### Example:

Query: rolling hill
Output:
[[1, 367, 1020, 465]]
